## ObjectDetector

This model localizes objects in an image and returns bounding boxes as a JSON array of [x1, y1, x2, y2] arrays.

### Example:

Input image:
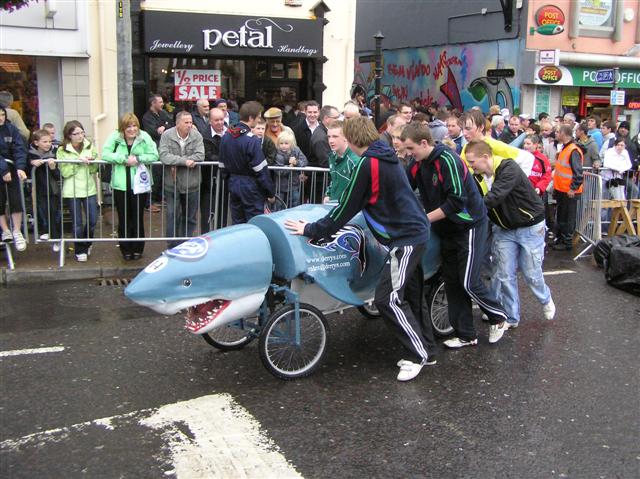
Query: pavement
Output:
[[1, 252, 638, 478], [0, 205, 167, 285]]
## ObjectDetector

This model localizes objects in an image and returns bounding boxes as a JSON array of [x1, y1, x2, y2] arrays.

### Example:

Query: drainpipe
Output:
[[92, 0, 108, 151], [559, 51, 640, 67]]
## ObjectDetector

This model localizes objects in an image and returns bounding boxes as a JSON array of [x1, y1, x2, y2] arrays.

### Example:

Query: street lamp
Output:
[[373, 31, 384, 127]]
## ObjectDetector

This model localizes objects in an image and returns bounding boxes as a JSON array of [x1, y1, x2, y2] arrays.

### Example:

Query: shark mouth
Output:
[[185, 299, 231, 333]]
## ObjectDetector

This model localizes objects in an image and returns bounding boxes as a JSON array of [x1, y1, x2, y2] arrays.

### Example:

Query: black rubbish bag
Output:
[[594, 235, 640, 268], [605, 244, 640, 297]]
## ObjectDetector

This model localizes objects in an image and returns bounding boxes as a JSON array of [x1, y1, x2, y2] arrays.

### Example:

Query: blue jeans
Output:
[[165, 188, 199, 244], [491, 221, 552, 324], [68, 196, 97, 255]]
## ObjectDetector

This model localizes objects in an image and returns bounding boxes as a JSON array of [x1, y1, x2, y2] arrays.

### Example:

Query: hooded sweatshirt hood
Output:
[[363, 139, 398, 163]]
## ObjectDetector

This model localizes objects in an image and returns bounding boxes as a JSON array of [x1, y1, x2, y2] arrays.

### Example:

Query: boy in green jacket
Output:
[[323, 120, 360, 203]]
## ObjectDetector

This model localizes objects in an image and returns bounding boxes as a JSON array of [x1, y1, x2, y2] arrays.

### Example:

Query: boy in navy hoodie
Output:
[[402, 123, 509, 347], [285, 117, 436, 382], [28, 129, 61, 249]]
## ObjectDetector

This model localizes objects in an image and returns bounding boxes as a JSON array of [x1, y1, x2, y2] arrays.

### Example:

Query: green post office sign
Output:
[[534, 65, 640, 88]]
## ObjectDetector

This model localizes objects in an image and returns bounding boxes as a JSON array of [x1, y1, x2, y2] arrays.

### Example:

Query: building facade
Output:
[[520, 0, 640, 129], [0, 0, 118, 148], [132, 0, 356, 117], [353, 0, 527, 113]]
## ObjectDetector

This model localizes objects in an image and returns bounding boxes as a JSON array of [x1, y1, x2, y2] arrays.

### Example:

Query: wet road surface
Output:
[[1, 252, 638, 478]]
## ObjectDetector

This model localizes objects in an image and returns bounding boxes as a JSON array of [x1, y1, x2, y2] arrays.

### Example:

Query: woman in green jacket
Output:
[[57, 121, 99, 262], [102, 113, 159, 260]]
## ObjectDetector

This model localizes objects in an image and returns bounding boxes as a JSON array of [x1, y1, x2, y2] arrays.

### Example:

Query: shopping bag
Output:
[[133, 164, 151, 194]]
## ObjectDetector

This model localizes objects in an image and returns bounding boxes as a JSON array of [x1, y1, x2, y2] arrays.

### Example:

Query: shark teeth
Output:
[[184, 299, 231, 333]]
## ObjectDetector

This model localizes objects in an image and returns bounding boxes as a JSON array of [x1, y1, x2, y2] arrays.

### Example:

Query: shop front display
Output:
[[139, 11, 324, 113]]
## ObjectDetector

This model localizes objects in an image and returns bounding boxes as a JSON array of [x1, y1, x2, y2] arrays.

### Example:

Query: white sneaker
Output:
[[87, 246, 93, 256], [504, 321, 519, 330], [13, 231, 26, 251], [76, 253, 88, 262], [543, 298, 556, 320], [481, 313, 489, 322], [1, 230, 12, 242], [52, 242, 60, 253], [39, 233, 50, 240], [397, 360, 424, 382], [397, 357, 437, 368], [443, 337, 478, 349], [489, 322, 507, 344]]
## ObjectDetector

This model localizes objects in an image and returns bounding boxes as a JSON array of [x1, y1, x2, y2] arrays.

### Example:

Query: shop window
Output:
[[287, 62, 302, 80], [148, 57, 245, 112], [256, 59, 304, 80], [574, 0, 621, 39], [0, 55, 39, 131], [270, 62, 285, 79]]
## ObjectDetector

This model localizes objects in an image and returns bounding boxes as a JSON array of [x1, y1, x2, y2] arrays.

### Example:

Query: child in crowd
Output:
[[252, 117, 277, 165], [57, 121, 99, 262], [274, 130, 307, 208], [28, 129, 62, 251], [42, 123, 61, 149]]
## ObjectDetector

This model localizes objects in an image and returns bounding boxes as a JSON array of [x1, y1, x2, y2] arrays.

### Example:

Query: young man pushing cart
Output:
[[285, 117, 436, 382]]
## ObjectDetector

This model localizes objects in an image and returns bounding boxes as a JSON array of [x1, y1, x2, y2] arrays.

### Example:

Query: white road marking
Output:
[[0, 346, 65, 358], [1, 394, 303, 479], [543, 270, 576, 276]]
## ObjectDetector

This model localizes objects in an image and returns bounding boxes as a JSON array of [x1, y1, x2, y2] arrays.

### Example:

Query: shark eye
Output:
[[182, 279, 192, 287]]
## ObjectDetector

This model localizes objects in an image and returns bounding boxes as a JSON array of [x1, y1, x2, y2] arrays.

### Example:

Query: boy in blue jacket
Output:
[[285, 117, 436, 382], [402, 122, 509, 347]]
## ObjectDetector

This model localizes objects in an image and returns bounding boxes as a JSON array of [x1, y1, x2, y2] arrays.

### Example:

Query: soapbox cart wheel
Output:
[[201, 319, 256, 351], [357, 303, 380, 319], [426, 275, 452, 337], [259, 303, 329, 380]]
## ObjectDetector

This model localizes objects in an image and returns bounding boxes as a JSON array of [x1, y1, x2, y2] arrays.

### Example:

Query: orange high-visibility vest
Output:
[[554, 142, 583, 193]]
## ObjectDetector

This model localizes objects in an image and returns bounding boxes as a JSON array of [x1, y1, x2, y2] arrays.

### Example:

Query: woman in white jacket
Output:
[[602, 137, 632, 200]]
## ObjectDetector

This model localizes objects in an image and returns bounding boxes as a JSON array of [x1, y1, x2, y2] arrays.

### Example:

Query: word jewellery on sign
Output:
[[203, 18, 293, 50]]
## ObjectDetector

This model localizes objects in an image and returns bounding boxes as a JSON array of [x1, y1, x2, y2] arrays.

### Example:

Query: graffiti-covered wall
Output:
[[354, 40, 523, 114]]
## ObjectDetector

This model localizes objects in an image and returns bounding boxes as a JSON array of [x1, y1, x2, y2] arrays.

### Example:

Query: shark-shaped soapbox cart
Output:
[[125, 204, 450, 379]]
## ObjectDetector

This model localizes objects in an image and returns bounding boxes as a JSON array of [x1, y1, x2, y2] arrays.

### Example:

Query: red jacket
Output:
[[528, 150, 552, 195]]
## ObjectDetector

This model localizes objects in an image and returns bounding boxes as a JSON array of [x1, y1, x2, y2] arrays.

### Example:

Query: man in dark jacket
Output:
[[465, 140, 555, 329], [192, 98, 211, 138], [285, 117, 436, 382], [402, 123, 509, 348], [308, 105, 339, 202], [219, 101, 274, 224], [201, 107, 227, 232], [499, 116, 523, 144]]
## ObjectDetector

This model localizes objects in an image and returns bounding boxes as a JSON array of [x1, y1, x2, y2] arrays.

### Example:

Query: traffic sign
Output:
[[610, 89, 625, 106], [538, 49, 558, 65], [596, 69, 614, 84], [487, 68, 515, 78]]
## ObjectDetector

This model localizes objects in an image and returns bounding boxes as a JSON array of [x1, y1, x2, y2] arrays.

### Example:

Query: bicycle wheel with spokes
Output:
[[201, 319, 256, 351], [259, 303, 329, 380], [426, 276, 453, 336]]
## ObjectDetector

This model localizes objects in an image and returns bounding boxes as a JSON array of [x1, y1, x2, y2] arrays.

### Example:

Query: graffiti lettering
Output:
[[406, 60, 430, 81], [387, 63, 405, 78], [391, 85, 408, 101], [434, 51, 463, 81]]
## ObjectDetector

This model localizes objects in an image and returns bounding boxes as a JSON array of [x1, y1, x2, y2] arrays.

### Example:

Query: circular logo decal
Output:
[[538, 66, 563, 84], [144, 256, 169, 274], [535, 5, 565, 26], [166, 237, 210, 260]]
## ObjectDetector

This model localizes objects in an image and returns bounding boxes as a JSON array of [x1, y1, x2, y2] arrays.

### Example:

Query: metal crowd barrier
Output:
[[574, 167, 639, 260], [1, 159, 29, 270], [574, 172, 602, 260], [29, 160, 331, 267]]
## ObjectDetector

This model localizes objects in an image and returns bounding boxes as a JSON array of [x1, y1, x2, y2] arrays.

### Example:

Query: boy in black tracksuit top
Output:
[[285, 117, 435, 382], [402, 123, 509, 347]]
